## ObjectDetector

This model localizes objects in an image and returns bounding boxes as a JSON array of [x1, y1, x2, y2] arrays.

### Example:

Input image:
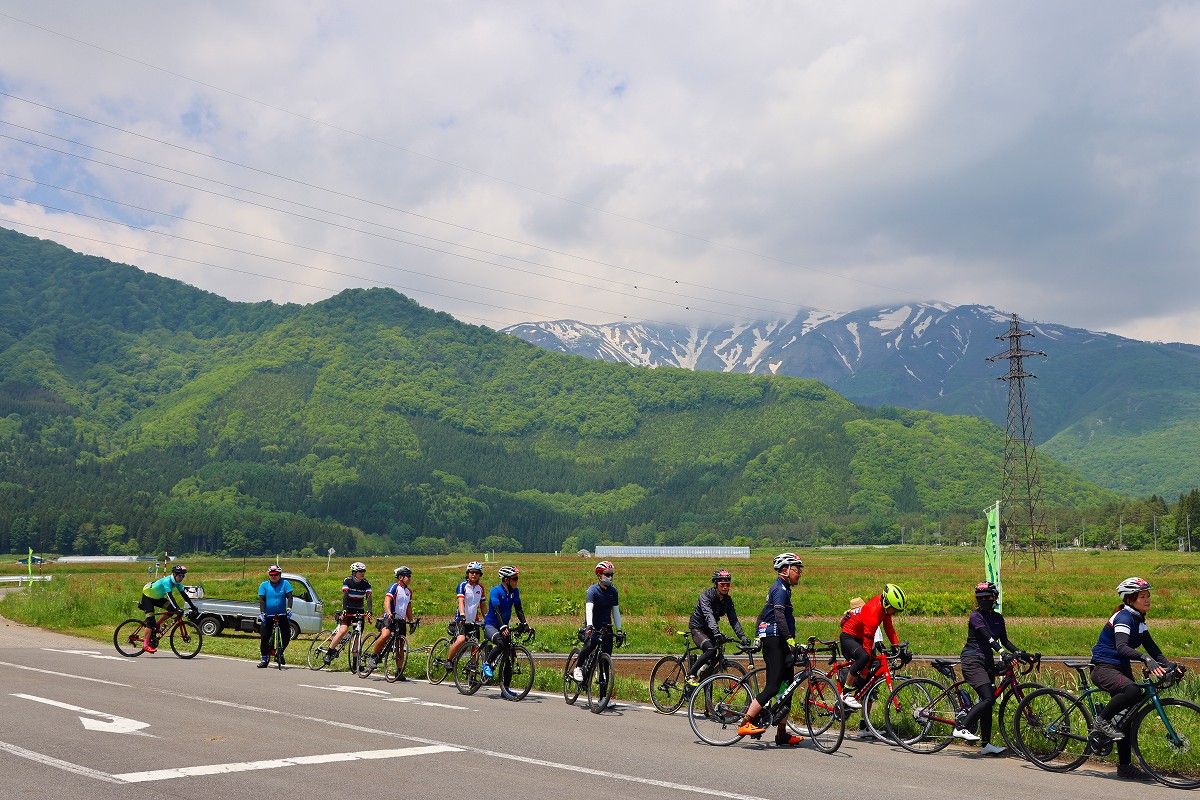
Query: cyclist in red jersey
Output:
[[839, 583, 905, 709]]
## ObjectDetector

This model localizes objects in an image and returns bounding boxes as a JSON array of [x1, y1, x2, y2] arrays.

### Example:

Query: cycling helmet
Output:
[[171, 564, 187, 576], [466, 561, 483, 573], [974, 580, 998, 598], [267, 565, 282, 575], [350, 561, 366, 573], [881, 583, 907, 612], [497, 565, 519, 579], [595, 560, 615, 576], [394, 566, 412, 578], [773, 552, 803, 571], [1117, 576, 1151, 600], [712, 569, 732, 583]]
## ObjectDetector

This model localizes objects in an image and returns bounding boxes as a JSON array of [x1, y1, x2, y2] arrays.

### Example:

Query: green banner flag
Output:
[[984, 502, 1002, 613], [27, 547, 33, 581]]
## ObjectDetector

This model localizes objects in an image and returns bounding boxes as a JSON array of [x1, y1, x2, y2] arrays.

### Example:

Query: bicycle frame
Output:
[[829, 641, 907, 702], [923, 653, 1041, 727]]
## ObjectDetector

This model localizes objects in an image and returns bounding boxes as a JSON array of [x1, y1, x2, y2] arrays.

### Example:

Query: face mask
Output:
[[977, 596, 996, 611], [599, 576, 613, 587]]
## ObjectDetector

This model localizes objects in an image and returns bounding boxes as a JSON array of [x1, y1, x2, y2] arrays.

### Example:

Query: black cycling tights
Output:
[[689, 631, 717, 677], [960, 680, 995, 741]]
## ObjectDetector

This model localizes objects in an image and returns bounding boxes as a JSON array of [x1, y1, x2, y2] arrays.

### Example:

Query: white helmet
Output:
[[1117, 576, 1151, 600], [773, 552, 803, 571], [350, 562, 366, 573]]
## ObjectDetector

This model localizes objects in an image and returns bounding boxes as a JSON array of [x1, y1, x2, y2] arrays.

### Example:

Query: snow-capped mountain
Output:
[[504, 303, 1200, 497]]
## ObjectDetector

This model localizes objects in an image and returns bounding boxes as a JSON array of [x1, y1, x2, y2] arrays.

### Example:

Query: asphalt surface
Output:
[[0, 614, 1177, 799]]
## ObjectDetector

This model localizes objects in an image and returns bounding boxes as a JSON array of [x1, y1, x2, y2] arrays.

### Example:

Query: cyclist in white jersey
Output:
[[365, 566, 415, 677], [447, 561, 486, 665]]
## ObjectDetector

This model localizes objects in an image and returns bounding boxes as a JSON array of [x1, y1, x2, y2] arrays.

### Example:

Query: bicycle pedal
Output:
[[750, 732, 764, 740]]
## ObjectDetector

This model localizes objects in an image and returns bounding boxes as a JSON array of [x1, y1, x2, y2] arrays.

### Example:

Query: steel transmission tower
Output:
[[986, 314, 1053, 569]]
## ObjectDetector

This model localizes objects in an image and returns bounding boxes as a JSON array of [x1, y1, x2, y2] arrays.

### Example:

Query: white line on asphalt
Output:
[[41, 648, 128, 661], [298, 683, 471, 710], [11, 693, 154, 736], [0, 740, 124, 784], [111, 744, 461, 782], [0, 660, 129, 686], [155, 689, 772, 800]]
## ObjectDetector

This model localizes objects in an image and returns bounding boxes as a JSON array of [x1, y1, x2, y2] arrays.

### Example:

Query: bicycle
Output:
[[307, 611, 374, 672], [114, 608, 203, 659], [687, 637, 846, 753], [826, 640, 913, 743], [428, 620, 478, 685], [266, 613, 288, 669], [1013, 661, 1200, 788], [884, 650, 1043, 754], [649, 631, 755, 714], [453, 623, 536, 700], [562, 625, 627, 713], [366, 616, 420, 682]]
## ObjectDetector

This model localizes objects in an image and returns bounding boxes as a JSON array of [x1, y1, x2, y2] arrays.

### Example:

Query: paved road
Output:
[[0, 616, 1171, 799]]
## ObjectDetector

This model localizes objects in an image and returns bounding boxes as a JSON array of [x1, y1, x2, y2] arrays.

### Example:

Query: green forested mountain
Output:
[[0, 227, 1116, 557]]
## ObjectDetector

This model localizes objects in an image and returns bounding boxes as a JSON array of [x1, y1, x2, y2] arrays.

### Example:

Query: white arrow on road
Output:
[[41, 648, 127, 662], [11, 694, 154, 736], [297, 684, 393, 698]]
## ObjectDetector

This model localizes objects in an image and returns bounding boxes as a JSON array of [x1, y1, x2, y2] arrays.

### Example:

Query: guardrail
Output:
[[0, 575, 53, 585]]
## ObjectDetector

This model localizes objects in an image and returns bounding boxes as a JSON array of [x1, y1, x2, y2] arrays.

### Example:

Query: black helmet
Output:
[[712, 569, 732, 583]]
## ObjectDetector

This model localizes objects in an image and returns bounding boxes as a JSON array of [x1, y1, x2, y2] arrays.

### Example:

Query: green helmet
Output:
[[881, 583, 906, 612]]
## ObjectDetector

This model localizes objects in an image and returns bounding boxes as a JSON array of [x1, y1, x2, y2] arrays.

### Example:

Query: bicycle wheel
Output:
[[649, 656, 687, 714], [1132, 697, 1200, 789], [804, 674, 846, 753], [563, 648, 583, 705], [273, 624, 285, 668], [687, 672, 753, 746], [502, 645, 535, 701], [307, 629, 336, 670], [998, 681, 1046, 757], [346, 629, 363, 674], [382, 636, 407, 682], [426, 637, 451, 685], [863, 677, 905, 743], [1012, 688, 1090, 772], [169, 619, 203, 659], [355, 632, 377, 676], [885, 677, 956, 753], [113, 619, 147, 657], [454, 646, 483, 695], [588, 652, 614, 713]]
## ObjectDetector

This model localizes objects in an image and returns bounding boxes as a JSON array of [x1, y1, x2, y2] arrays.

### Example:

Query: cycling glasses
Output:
[[601, 572, 614, 577]]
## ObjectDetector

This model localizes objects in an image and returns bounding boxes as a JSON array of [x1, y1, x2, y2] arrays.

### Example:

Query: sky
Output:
[[0, 2, 1197, 343]]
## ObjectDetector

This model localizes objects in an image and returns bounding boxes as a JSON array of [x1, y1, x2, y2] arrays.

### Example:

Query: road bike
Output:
[[307, 611, 374, 672], [687, 637, 846, 753], [649, 631, 755, 714], [114, 608, 203, 659], [427, 620, 479, 685], [454, 623, 536, 700], [562, 625, 627, 713], [1013, 661, 1200, 788], [825, 640, 912, 743], [362, 616, 420, 682], [265, 613, 288, 669], [883, 650, 1043, 754]]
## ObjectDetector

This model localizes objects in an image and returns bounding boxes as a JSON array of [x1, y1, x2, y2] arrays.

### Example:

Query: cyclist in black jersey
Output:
[[684, 568, 750, 688]]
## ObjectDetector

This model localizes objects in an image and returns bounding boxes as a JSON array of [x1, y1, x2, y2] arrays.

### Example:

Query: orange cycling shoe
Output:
[[775, 733, 804, 747], [737, 719, 768, 736]]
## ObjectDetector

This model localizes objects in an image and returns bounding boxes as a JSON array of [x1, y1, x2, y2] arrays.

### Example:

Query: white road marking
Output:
[[299, 683, 470, 709], [385, 696, 470, 710], [0, 739, 124, 784], [11, 693, 153, 736], [157, 689, 773, 800], [41, 648, 128, 661], [0, 660, 129, 686], [111, 744, 460, 782]]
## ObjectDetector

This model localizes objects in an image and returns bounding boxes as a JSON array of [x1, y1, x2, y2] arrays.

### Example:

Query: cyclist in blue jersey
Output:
[[323, 562, 372, 666], [572, 561, 626, 708], [256, 565, 293, 668], [738, 552, 804, 746], [447, 561, 486, 666], [482, 565, 534, 687], [139, 564, 199, 653], [1090, 577, 1178, 780]]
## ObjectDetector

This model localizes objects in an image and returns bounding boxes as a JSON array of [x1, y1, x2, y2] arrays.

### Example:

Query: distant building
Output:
[[595, 546, 751, 558]]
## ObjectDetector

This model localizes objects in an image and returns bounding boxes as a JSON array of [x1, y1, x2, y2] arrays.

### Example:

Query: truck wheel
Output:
[[290, 621, 302, 640], [198, 616, 223, 637]]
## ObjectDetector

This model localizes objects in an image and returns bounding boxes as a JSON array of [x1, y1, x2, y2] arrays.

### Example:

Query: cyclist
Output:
[[482, 565, 533, 690], [1090, 576, 1176, 780], [571, 561, 626, 705], [953, 580, 1028, 751], [256, 565, 293, 668], [684, 568, 751, 688], [323, 562, 372, 666], [139, 564, 199, 653], [446, 561, 486, 666], [738, 552, 804, 747], [840, 583, 905, 709], [364, 566, 415, 677]]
